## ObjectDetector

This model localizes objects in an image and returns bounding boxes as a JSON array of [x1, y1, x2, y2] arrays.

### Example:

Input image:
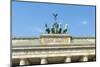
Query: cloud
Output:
[[81, 21, 88, 25]]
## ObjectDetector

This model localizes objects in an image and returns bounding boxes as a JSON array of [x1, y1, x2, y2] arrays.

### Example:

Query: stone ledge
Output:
[[12, 50, 95, 59], [40, 34, 71, 37], [12, 44, 95, 50]]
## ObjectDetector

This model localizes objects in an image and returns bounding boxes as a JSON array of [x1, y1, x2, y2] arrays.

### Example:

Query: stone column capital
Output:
[[41, 57, 47, 64], [81, 56, 88, 62], [64, 56, 71, 63], [19, 58, 29, 65]]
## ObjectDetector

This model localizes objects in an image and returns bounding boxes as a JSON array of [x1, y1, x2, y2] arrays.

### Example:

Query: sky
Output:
[[12, 1, 96, 37]]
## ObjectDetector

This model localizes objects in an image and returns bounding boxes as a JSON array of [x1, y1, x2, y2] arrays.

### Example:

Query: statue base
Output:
[[40, 34, 72, 45]]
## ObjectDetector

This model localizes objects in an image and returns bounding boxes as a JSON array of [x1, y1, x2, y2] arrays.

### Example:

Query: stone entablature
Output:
[[12, 45, 95, 59], [12, 43, 95, 58], [40, 34, 72, 45]]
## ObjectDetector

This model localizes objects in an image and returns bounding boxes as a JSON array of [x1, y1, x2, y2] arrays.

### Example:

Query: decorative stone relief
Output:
[[40, 34, 71, 45]]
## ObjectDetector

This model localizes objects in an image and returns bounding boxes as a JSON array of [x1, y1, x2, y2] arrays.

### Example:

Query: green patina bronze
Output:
[[45, 13, 68, 34]]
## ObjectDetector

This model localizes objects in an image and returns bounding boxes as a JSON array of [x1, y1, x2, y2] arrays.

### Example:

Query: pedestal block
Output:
[[40, 34, 72, 45]]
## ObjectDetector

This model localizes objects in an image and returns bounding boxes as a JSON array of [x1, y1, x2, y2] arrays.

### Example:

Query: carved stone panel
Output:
[[40, 34, 72, 45]]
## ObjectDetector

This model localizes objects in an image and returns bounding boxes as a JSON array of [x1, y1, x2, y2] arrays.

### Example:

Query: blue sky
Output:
[[12, 1, 96, 37]]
